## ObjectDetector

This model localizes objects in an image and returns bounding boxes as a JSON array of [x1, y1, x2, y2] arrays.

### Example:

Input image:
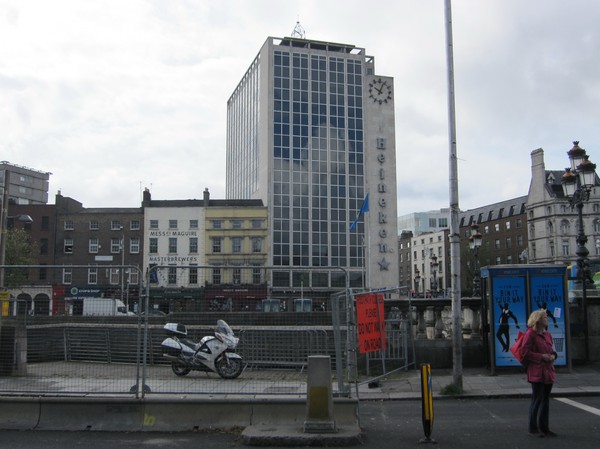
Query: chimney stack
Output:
[[142, 187, 151, 206]]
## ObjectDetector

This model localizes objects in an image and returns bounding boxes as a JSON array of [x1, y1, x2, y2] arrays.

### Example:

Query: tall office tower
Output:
[[226, 36, 398, 296], [0, 161, 51, 205]]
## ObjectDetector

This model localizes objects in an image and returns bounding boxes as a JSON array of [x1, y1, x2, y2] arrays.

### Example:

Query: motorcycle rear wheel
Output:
[[215, 355, 243, 379], [171, 362, 191, 376]]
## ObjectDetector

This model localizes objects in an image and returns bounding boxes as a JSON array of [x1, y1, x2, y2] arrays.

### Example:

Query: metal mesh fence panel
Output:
[[0, 265, 353, 397], [238, 328, 331, 369]]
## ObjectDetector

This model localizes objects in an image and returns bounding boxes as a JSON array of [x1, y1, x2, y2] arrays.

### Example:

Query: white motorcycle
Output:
[[161, 320, 244, 379]]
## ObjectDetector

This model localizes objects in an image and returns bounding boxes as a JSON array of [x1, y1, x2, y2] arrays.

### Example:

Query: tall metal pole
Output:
[[473, 249, 481, 297], [0, 170, 8, 352], [0, 170, 10, 290], [561, 142, 596, 363], [575, 189, 590, 361], [445, 0, 463, 390], [120, 228, 125, 307]]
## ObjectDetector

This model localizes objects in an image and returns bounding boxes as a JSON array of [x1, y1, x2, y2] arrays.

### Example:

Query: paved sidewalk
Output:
[[356, 363, 600, 400], [2, 361, 600, 400]]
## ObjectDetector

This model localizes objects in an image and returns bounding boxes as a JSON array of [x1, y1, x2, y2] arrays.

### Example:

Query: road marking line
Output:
[[556, 398, 600, 417]]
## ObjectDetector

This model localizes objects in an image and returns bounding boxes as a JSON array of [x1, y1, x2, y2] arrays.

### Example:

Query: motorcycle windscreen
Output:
[[216, 320, 234, 336]]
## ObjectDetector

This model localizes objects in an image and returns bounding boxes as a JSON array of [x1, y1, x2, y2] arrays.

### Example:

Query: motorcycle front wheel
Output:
[[171, 361, 191, 376], [215, 355, 243, 379]]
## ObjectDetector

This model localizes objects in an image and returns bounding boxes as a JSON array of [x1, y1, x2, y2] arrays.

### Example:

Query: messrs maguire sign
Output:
[[356, 292, 386, 354]]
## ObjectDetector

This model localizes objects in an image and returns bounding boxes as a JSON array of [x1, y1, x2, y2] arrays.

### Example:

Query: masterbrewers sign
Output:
[[355, 292, 386, 354], [484, 265, 568, 369]]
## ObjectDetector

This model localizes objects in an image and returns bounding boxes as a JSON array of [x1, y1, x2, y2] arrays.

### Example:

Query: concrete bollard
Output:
[[304, 355, 337, 433]]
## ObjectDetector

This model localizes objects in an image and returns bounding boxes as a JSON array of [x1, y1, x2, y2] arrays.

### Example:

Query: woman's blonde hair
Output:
[[527, 309, 547, 329]]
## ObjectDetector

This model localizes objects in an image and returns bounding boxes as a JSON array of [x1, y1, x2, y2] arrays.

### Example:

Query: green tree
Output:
[[3, 228, 37, 288]]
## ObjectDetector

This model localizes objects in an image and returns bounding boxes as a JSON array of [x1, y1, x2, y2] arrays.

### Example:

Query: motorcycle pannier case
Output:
[[161, 337, 183, 357]]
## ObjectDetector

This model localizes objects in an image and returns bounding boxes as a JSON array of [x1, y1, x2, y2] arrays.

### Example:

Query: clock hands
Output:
[[369, 79, 391, 103]]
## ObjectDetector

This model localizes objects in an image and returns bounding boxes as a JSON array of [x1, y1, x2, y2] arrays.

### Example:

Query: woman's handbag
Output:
[[510, 331, 526, 364]]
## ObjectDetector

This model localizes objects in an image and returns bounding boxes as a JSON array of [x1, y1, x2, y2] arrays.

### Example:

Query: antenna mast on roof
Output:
[[291, 20, 305, 39]]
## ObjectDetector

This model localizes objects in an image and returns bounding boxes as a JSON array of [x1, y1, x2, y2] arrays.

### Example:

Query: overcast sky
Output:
[[2, 0, 599, 217]]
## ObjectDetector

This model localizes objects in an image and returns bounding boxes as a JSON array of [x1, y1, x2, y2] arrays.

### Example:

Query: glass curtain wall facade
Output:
[[227, 38, 372, 290], [226, 57, 260, 199]]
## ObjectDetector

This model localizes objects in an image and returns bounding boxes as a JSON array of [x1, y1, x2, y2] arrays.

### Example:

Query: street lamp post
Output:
[[430, 254, 439, 296], [561, 141, 597, 362], [119, 226, 126, 309], [414, 269, 421, 298], [469, 223, 483, 297]]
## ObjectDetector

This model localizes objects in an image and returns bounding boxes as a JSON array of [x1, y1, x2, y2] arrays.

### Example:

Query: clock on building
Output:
[[368, 78, 392, 104]]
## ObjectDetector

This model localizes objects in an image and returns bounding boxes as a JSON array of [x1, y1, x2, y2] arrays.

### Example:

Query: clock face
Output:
[[368, 78, 392, 104]]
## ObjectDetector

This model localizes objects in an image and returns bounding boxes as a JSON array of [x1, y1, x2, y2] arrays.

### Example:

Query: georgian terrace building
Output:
[[141, 188, 267, 312]]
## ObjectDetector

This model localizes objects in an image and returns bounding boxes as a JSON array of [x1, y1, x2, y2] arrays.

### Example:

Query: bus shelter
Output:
[[481, 264, 571, 374]]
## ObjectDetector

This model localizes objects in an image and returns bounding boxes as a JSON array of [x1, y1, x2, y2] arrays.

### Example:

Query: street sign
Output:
[[355, 293, 386, 354]]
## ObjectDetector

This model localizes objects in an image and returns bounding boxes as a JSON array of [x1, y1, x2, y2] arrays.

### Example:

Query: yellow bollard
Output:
[[419, 363, 436, 444]]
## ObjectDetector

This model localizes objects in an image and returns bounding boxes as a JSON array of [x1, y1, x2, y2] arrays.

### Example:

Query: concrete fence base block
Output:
[[37, 398, 144, 432], [0, 396, 359, 435], [0, 397, 41, 430], [143, 399, 253, 432]]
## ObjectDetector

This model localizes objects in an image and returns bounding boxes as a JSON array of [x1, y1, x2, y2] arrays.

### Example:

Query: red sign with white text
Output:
[[356, 293, 386, 354]]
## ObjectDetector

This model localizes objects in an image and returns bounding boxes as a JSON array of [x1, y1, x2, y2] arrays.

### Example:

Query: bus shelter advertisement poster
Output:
[[530, 274, 567, 366], [492, 275, 527, 367]]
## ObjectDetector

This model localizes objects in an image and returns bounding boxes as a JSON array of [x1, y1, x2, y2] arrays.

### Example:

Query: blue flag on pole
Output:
[[349, 194, 369, 231]]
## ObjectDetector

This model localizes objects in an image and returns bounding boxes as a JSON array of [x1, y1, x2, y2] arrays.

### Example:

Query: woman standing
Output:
[[521, 309, 558, 437]]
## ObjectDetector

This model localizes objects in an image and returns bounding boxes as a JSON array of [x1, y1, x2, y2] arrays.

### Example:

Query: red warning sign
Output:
[[356, 293, 386, 354]]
